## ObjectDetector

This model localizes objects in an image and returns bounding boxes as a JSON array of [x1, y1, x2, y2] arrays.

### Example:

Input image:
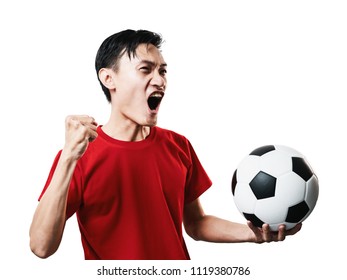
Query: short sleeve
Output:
[[38, 150, 83, 219], [184, 141, 212, 204]]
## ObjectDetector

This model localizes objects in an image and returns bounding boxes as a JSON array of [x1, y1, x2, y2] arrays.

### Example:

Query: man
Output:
[[29, 29, 301, 260]]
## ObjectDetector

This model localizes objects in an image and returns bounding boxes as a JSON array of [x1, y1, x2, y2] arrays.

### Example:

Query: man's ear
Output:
[[98, 68, 116, 91]]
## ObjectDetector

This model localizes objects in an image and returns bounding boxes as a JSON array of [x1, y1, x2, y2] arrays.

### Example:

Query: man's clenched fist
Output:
[[63, 115, 98, 161]]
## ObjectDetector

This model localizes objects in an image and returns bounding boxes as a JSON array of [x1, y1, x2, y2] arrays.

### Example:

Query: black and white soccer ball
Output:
[[231, 145, 319, 231]]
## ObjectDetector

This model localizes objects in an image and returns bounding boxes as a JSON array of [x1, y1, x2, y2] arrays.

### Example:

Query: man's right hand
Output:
[[63, 115, 98, 161]]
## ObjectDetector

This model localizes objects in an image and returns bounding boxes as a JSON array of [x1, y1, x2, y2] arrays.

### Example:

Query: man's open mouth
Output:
[[147, 92, 164, 111]]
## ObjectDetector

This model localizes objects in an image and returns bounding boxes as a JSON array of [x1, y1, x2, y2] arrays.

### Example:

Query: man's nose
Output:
[[151, 71, 166, 89]]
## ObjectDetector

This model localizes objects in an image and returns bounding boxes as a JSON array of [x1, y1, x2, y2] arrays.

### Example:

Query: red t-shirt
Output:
[[39, 126, 212, 260]]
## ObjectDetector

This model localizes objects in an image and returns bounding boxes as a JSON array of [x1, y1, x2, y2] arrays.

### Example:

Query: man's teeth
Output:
[[150, 93, 163, 98]]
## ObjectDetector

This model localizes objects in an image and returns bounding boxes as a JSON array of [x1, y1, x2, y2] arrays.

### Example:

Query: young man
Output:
[[29, 29, 301, 260]]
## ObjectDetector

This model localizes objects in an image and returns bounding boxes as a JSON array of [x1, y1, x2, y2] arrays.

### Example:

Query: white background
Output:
[[1, 0, 346, 279]]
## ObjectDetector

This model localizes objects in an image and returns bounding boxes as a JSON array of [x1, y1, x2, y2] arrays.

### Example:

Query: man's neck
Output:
[[102, 120, 151, 142]]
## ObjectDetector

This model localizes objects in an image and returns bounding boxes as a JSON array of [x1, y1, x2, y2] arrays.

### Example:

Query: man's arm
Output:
[[29, 115, 97, 258], [183, 198, 302, 244]]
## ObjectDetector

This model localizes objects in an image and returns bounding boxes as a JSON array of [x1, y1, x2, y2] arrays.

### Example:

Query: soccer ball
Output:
[[231, 145, 319, 231]]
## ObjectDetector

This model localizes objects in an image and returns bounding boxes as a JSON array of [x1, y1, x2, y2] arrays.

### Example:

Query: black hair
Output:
[[95, 29, 163, 102]]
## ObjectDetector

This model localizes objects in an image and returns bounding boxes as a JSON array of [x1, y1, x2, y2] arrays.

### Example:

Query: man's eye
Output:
[[160, 69, 167, 76], [140, 67, 150, 73]]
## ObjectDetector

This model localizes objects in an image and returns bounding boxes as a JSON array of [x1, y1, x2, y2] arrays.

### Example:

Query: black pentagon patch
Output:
[[243, 213, 264, 228], [292, 157, 314, 181], [286, 201, 310, 223], [250, 145, 275, 156], [231, 170, 237, 196], [250, 171, 276, 199]]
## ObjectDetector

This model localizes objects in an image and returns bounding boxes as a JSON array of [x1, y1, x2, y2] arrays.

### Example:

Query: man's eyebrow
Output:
[[140, 60, 167, 67]]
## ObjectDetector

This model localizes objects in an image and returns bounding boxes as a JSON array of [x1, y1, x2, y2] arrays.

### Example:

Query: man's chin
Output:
[[144, 115, 158, 127]]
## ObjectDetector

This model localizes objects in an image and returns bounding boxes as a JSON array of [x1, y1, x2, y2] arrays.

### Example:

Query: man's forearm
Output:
[[29, 151, 77, 258], [189, 215, 254, 243]]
